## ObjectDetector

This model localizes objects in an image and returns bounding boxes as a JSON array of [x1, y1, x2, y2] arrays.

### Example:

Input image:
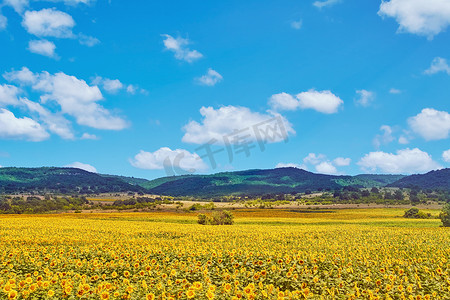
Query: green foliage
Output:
[[0, 167, 146, 194], [439, 203, 450, 227], [197, 210, 234, 225], [404, 208, 431, 219], [147, 168, 406, 197], [389, 168, 450, 190]]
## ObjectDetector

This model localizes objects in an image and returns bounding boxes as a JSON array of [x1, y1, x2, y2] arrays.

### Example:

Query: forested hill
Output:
[[1, 166, 448, 197], [146, 168, 405, 197], [388, 168, 450, 190], [0, 167, 145, 194]]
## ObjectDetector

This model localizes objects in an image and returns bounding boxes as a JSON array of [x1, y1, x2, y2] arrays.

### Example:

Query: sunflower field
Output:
[[0, 209, 449, 299]]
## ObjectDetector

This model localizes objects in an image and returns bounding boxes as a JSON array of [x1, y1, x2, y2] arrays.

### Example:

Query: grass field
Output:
[[0, 209, 449, 299]]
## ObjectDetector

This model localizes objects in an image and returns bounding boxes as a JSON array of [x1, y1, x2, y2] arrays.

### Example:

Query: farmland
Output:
[[0, 209, 449, 299]]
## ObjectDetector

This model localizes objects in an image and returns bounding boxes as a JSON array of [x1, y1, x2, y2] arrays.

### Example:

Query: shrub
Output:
[[197, 210, 234, 225], [439, 203, 450, 227], [403, 207, 431, 219]]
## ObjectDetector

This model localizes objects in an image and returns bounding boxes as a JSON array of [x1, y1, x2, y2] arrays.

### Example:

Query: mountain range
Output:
[[0, 167, 448, 197]]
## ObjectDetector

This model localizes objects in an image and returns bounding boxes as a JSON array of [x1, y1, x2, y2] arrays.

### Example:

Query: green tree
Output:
[[439, 203, 450, 227]]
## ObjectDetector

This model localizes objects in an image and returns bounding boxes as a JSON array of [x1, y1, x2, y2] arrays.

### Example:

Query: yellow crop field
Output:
[[0, 209, 449, 299]]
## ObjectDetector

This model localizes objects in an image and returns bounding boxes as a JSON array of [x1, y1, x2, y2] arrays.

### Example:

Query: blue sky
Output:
[[0, 0, 449, 179]]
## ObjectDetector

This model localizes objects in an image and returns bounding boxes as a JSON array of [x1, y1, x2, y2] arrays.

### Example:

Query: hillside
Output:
[[0, 167, 146, 194], [388, 168, 450, 190], [147, 168, 405, 197]]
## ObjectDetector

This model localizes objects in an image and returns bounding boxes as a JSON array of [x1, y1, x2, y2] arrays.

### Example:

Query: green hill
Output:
[[388, 168, 450, 190], [0, 167, 146, 194], [146, 168, 405, 197]]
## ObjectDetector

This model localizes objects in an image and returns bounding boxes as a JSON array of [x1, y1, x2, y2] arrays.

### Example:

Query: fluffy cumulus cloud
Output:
[[358, 148, 441, 174], [279, 153, 350, 175], [408, 108, 450, 140], [303, 153, 326, 165], [182, 106, 294, 145], [355, 89, 375, 107], [3, 0, 28, 13], [424, 57, 450, 75], [161, 34, 203, 63], [315, 161, 338, 174], [378, 0, 450, 39], [313, 0, 341, 9], [20, 97, 74, 139], [195, 68, 223, 86], [65, 162, 97, 173], [28, 39, 57, 58], [373, 125, 394, 148], [333, 157, 351, 166], [296, 90, 343, 114], [22, 8, 75, 38], [269, 93, 299, 111], [91, 76, 146, 95], [443, 149, 450, 162], [0, 84, 20, 106], [269, 90, 343, 114], [130, 147, 208, 172], [4, 67, 128, 131], [0, 108, 49, 141]]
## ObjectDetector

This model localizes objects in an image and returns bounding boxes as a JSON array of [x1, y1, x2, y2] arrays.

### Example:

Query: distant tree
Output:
[[370, 187, 380, 194], [361, 190, 370, 197], [394, 190, 404, 200], [439, 203, 450, 227], [384, 191, 393, 200]]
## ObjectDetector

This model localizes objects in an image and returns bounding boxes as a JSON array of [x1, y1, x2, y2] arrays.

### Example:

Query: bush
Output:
[[439, 203, 450, 227], [197, 210, 234, 225], [403, 207, 431, 219]]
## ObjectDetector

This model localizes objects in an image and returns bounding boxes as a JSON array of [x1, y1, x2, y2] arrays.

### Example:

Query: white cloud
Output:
[[195, 68, 223, 86], [358, 148, 441, 174], [315, 161, 338, 174], [80, 133, 98, 140], [269, 93, 299, 111], [92, 76, 123, 93], [373, 125, 394, 148], [65, 162, 97, 173], [0, 108, 49, 141], [269, 90, 343, 114], [161, 34, 203, 63], [389, 88, 402, 94], [3, 0, 28, 13], [355, 89, 375, 107], [408, 108, 450, 140], [275, 162, 307, 170], [22, 8, 75, 38], [303, 153, 326, 165], [5, 67, 128, 130], [20, 97, 74, 139], [442, 149, 450, 162], [0, 14, 6, 30], [398, 136, 409, 144], [78, 33, 99, 47], [378, 0, 450, 39], [424, 57, 450, 75], [130, 147, 208, 172], [313, 0, 341, 9], [291, 20, 302, 30], [28, 39, 57, 58], [296, 89, 343, 114], [333, 157, 351, 166], [182, 106, 294, 145], [3, 66, 35, 84], [0, 84, 20, 106]]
